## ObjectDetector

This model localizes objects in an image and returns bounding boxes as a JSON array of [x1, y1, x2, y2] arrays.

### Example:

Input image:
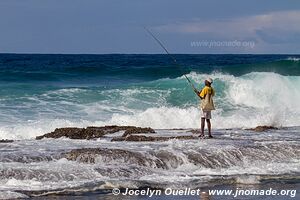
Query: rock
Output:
[[246, 126, 279, 132], [62, 148, 165, 168], [112, 135, 197, 142], [0, 139, 14, 143], [36, 125, 155, 140], [62, 148, 190, 169], [122, 127, 155, 137], [186, 129, 199, 134], [36, 127, 85, 140]]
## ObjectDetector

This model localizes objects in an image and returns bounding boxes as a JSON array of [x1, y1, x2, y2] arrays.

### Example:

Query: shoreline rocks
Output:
[[121, 127, 155, 137], [246, 126, 279, 132], [0, 139, 14, 143], [112, 135, 197, 142], [62, 148, 165, 168], [34, 125, 281, 142], [36, 126, 155, 140]]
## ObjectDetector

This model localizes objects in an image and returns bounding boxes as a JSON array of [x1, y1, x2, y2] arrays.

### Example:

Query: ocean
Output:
[[0, 54, 299, 199]]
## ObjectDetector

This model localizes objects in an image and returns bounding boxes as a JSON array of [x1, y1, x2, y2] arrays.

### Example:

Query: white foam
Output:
[[287, 57, 300, 61], [108, 72, 300, 128], [0, 191, 29, 199], [0, 159, 106, 192], [235, 176, 261, 184], [192, 160, 300, 177], [108, 106, 199, 129], [0, 119, 91, 140]]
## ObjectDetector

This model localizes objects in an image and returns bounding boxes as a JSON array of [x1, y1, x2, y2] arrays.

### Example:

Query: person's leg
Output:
[[206, 119, 213, 138], [200, 117, 205, 137]]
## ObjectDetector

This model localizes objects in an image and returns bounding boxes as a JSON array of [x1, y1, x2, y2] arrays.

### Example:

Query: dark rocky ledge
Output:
[[112, 135, 197, 142], [0, 139, 14, 143], [36, 125, 155, 140], [121, 127, 155, 137], [246, 126, 279, 132], [186, 129, 199, 134], [62, 148, 165, 168]]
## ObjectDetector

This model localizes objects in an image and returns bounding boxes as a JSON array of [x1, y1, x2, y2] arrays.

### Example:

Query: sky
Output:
[[0, 0, 300, 54]]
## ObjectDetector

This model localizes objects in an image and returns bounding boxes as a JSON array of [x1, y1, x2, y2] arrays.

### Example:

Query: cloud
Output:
[[153, 10, 300, 44], [256, 29, 300, 44]]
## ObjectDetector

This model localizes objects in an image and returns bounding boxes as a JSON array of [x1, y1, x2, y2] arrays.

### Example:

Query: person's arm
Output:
[[198, 88, 206, 99], [196, 90, 203, 99]]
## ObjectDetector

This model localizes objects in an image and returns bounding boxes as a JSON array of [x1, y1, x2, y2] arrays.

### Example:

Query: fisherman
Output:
[[197, 78, 215, 138], [144, 28, 216, 138]]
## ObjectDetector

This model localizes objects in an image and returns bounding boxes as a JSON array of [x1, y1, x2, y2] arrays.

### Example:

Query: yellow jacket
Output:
[[199, 86, 215, 111]]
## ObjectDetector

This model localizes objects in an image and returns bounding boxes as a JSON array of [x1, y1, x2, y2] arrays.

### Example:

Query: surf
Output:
[[104, 71, 300, 129], [0, 71, 300, 139]]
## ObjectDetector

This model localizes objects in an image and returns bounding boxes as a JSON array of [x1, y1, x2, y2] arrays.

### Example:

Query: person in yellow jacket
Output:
[[197, 78, 215, 138]]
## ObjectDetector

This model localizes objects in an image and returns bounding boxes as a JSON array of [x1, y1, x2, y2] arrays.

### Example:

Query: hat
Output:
[[206, 78, 213, 83]]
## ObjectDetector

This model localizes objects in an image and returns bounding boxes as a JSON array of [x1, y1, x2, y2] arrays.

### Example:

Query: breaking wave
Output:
[[1, 72, 300, 139]]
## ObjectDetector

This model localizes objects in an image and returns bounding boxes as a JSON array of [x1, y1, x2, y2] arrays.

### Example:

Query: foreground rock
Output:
[[0, 139, 14, 143], [62, 148, 165, 168], [36, 126, 155, 140], [186, 129, 199, 134], [112, 135, 197, 142], [246, 126, 279, 132], [121, 127, 155, 137], [62, 147, 198, 169]]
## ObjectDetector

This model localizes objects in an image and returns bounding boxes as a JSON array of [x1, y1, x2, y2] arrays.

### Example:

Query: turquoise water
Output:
[[0, 54, 300, 139]]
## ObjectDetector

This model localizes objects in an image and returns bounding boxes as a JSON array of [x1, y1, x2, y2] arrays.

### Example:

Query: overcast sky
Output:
[[0, 0, 300, 54]]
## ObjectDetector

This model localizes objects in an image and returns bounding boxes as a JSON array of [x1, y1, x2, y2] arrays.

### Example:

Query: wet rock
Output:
[[122, 127, 155, 137], [36, 125, 155, 140], [0, 139, 14, 143], [36, 127, 85, 140], [95, 166, 152, 178], [0, 154, 57, 163], [112, 135, 197, 142], [155, 150, 185, 168], [186, 149, 244, 168], [187, 129, 199, 134], [246, 126, 279, 132], [62, 148, 165, 168]]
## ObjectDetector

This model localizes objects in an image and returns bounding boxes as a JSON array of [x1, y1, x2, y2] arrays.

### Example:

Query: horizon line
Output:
[[1, 53, 300, 56]]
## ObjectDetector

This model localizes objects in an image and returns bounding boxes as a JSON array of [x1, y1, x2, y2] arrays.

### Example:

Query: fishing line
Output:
[[144, 27, 199, 95]]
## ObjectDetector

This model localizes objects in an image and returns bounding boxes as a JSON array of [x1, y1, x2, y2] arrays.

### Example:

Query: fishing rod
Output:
[[144, 27, 199, 95]]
